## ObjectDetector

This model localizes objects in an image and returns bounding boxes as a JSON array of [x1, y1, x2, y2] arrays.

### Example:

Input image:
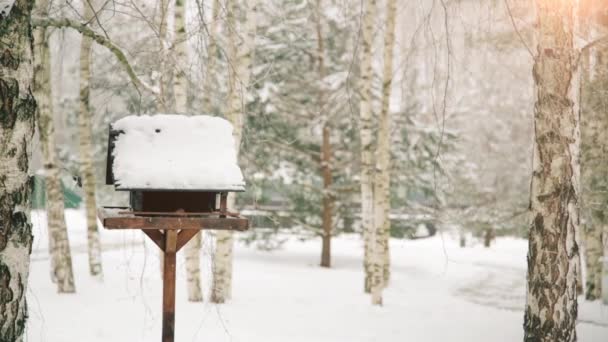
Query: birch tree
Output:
[[212, 0, 257, 303], [373, 0, 397, 288], [172, 0, 204, 302], [0, 0, 37, 340], [202, 0, 221, 114], [79, 0, 103, 278], [524, 0, 580, 340], [579, 0, 608, 302], [34, 0, 75, 293], [158, 0, 171, 111], [581, 45, 608, 301], [359, 0, 382, 304]]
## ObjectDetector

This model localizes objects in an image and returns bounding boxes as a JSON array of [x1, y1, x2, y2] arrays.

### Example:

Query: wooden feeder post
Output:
[[100, 115, 248, 342], [162, 229, 177, 342]]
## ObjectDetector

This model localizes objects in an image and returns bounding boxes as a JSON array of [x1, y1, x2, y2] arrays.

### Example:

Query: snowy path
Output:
[[25, 210, 608, 341]]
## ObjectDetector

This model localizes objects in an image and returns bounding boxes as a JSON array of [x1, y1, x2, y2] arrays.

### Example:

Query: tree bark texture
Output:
[[211, 0, 257, 303], [79, 0, 103, 278], [315, 0, 332, 269], [0, 1, 37, 340], [172, 0, 204, 303], [524, 0, 580, 340], [580, 44, 608, 301], [173, 0, 188, 114], [202, 0, 220, 114], [34, 0, 75, 293], [373, 0, 397, 290], [359, 0, 380, 304]]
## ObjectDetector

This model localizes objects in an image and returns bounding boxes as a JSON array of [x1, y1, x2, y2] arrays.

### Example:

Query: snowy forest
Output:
[[1, 0, 608, 341]]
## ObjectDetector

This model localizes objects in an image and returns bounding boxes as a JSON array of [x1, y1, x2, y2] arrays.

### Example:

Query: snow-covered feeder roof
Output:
[[108, 114, 245, 191]]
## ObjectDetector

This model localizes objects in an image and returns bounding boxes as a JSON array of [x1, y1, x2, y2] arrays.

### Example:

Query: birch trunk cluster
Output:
[[0, 1, 37, 340], [79, 0, 103, 278], [212, 0, 257, 304], [34, 0, 75, 293], [360, 0, 396, 305], [524, 0, 580, 340]]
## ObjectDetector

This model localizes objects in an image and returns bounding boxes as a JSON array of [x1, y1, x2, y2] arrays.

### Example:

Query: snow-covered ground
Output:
[[26, 210, 608, 342]]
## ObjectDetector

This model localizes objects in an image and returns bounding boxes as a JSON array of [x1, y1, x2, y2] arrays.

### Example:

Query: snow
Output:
[[112, 114, 245, 191], [26, 210, 608, 342]]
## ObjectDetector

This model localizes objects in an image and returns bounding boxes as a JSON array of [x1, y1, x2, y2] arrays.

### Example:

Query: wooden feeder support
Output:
[[98, 194, 247, 342]]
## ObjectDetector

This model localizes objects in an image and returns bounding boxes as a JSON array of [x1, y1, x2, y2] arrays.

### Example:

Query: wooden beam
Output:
[[162, 230, 178, 342], [103, 216, 249, 231], [141, 230, 165, 250], [176, 230, 200, 252]]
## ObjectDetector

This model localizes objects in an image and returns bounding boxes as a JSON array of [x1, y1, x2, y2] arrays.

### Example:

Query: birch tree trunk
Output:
[[158, 0, 171, 111], [373, 0, 397, 289], [212, 0, 257, 303], [524, 0, 580, 340], [360, 0, 380, 302], [580, 44, 608, 301], [202, 0, 221, 113], [34, 0, 76, 293], [0, 1, 37, 340], [172, 0, 204, 302], [79, 0, 103, 278]]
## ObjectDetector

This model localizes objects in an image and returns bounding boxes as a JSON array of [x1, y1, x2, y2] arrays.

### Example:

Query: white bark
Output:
[[202, 0, 221, 113], [158, 0, 171, 111], [79, 0, 103, 278], [173, 0, 188, 114], [524, 0, 579, 340], [373, 0, 397, 292], [211, 0, 257, 303], [172, 0, 203, 302], [0, 1, 36, 340], [360, 0, 378, 302], [34, 0, 75, 293]]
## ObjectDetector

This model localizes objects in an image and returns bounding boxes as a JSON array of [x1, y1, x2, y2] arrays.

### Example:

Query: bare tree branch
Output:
[[32, 17, 160, 98]]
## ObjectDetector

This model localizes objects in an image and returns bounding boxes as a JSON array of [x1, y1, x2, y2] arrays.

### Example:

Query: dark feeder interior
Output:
[[100, 123, 248, 342]]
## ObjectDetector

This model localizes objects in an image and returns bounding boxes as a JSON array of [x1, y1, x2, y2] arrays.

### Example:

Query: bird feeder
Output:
[[98, 114, 248, 342]]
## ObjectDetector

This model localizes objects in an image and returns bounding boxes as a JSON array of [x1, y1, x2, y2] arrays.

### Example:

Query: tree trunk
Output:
[[173, 0, 188, 114], [524, 0, 579, 340], [580, 44, 608, 301], [373, 0, 397, 290], [483, 228, 494, 248], [320, 124, 332, 267], [202, 0, 221, 114], [173, 0, 203, 302], [314, 0, 332, 269], [0, 1, 37, 340], [158, 0, 171, 111], [211, 0, 257, 303], [360, 0, 379, 302], [79, 0, 103, 278], [34, 0, 76, 293]]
